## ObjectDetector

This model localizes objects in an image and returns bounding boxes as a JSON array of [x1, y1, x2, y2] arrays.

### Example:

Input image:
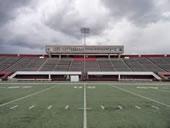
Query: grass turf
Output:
[[0, 82, 170, 128]]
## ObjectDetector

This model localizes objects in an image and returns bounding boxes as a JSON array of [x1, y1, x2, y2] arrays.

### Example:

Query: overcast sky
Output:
[[0, 0, 170, 54]]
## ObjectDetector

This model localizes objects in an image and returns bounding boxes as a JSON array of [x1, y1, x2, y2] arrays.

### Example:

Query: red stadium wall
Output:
[[0, 71, 10, 75], [88, 75, 118, 81], [122, 54, 170, 58], [122, 55, 140, 58], [140, 55, 166, 57], [73, 56, 96, 60], [15, 75, 49, 79]]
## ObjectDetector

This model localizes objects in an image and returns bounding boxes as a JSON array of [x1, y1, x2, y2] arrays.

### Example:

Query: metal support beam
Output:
[[49, 74, 51, 81], [118, 74, 121, 81]]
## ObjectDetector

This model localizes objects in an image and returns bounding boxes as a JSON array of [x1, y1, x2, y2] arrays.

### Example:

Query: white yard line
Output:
[[101, 105, 105, 110], [29, 105, 35, 110], [78, 107, 92, 110], [112, 86, 170, 108], [118, 105, 123, 110], [152, 105, 160, 110], [83, 83, 87, 128], [48, 105, 53, 110], [0, 86, 56, 107], [135, 105, 141, 110], [10, 105, 18, 109], [65, 105, 69, 110]]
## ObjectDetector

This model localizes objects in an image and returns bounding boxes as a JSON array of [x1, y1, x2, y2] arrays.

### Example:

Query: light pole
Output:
[[80, 27, 90, 76], [80, 27, 90, 46]]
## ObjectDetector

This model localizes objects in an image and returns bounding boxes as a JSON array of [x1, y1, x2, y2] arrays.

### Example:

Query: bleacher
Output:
[[70, 60, 84, 71], [0, 56, 170, 73], [98, 59, 113, 71], [85, 60, 100, 71], [124, 58, 164, 72], [6, 57, 46, 72], [149, 57, 170, 72], [111, 59, 131, 71], [39, 58, 59, 71], [55, 59, 71, 71], [124, 58, 145, 71], [0, 57, 21, 71]]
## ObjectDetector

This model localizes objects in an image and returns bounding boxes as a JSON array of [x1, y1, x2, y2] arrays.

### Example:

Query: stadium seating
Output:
[[54, 59, 71, 71], [149, 57, 170, 72], [1, 56, 170, 73], [0, 57, 21, 71], [85, 60, 100, 71], [70, 60, 84, 71], [6, 57, 46, 72], [133, 58, 163, 72], [124, 58, 145, 71], [98, 59, 114, 71], [124, 58, 163, 72], [40, 58, 59, 71], [111, 59, 131, 71]]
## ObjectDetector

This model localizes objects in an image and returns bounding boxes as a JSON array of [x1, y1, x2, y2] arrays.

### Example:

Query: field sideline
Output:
[[0, 82, 170, 128]]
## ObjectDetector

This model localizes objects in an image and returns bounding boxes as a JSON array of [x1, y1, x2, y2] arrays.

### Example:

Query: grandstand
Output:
[[0, 45, 170, 81], [0, 45, 170, 128]]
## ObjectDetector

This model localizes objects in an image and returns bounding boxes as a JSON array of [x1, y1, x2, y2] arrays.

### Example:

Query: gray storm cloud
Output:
[[102, 0, 161, 25], [0, 0, 170, 54], [0, 0, 31, 25]]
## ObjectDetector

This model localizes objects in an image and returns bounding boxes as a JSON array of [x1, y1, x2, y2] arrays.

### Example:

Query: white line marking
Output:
[[78, 108, 92, 110], [87, 86, 96, 89], [101, 105, 105, 110], [0, 86, 56, 107], [135, 105, 141, 109], [8, 86, 20, 89], [152, 105, 160, 110], [10, 105, 18, 109], [65, 105, 69, 110], [136, 87, 158, 89], [74, 86, 77, 88], [48, 105, 53, 109], [79, 86, 82, 89], [29, 105, 35, 110], [83, 83, 87, 128], [118, 105, 123, 110], [112, 86, 170, 108]]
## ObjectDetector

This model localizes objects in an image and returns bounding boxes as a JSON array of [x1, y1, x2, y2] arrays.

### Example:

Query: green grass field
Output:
[[0, 82, 170, 128]]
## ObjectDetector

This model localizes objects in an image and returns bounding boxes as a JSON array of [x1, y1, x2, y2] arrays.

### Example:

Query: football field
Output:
[[0, 82, 170, 128]]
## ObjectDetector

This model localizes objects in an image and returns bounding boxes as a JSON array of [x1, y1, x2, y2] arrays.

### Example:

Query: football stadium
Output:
[[0, 44, 170, 128], [0, 0, 170, 127]]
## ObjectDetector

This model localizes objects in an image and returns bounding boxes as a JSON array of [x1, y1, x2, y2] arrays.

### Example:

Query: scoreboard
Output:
[[46, 45, 124, 55]]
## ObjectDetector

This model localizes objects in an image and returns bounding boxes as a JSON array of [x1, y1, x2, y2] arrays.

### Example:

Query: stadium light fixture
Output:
[[80, 27, 90, 74], [80, 27, 90, 46]]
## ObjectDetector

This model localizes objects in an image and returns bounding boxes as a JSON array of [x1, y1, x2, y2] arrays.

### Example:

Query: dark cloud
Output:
[[45, 0, 109, 39], [0, 0, 31, 26], [102, 0, 161, 25], [0, 0, 169, 54]]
